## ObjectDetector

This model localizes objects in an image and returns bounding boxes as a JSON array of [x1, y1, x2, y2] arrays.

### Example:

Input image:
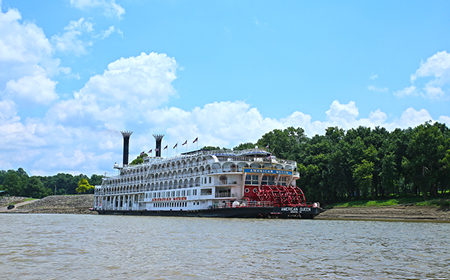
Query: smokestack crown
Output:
[[121, 131, 133, 166], [153, 134, 164, 157]]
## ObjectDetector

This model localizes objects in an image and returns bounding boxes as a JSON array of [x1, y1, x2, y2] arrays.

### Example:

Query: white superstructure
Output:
[[94, 149, 299, 212]]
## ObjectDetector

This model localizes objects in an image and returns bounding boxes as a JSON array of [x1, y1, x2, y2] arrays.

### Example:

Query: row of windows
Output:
[[152, 201, 203, 208], [106, 176, 213, 187], [245, 175, 288, 185], [145, 189, 199, 199]]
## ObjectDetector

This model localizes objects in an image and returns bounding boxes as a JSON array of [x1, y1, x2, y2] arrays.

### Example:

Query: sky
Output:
[[1, 0, 450, 176]]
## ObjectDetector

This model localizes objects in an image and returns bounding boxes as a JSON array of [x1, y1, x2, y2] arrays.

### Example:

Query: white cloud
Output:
[[370, 74, 378, 80], [391, 108, 432, 129], [438, 115, 450, 127], [368, 85, 388, 93], [145, 101, 277, 148], [0, 6, 57, 80], [79, 52, 177, 107], [4, 66, 58, 104], [52, 18, 93, 56], [411, 51, 450, 83], [394, 85, 418, 98], [423, 85, 445, 100], [0, 100, 47, 152], [45, 52, 178, 130], [0, 5, 63, 105], [325, 100, 359, 128], [0, 8, 52, 65], [368, 109, 387, 125], [397, 50, 450, 100], [70, 0, 125, 19], [0, 99, 19, 122], [97, 25, 122, 39]]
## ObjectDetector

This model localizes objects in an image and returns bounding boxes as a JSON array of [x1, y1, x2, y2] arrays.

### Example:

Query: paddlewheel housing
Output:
[[255, 185, 307, 207]]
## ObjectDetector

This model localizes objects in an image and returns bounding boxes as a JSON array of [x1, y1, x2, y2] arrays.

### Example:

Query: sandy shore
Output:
[[316, 205, 450, 222], [0, 194, 97, 215]]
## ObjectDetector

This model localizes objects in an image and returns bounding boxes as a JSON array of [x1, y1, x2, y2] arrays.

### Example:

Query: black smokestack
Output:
[[153, 134, 164, 157], [121, 131, 133, 165]]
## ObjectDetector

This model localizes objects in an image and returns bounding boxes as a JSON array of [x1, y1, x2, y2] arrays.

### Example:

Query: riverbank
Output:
[[0, 194, 97, 214], [2, 195, 450, 221], [316, 205, 450, 222]]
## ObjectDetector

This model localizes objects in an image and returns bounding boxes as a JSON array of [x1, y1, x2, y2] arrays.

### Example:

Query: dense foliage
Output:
[[249, 122, 450, 204], [0, 170, 103, 198]]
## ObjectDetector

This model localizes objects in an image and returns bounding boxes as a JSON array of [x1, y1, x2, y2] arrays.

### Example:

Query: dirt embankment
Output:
[[3, 195, 97, 214], [316, 205, 450, 222]]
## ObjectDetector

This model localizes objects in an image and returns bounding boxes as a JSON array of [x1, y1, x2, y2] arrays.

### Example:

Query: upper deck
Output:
[[98, 148, 299, 194]]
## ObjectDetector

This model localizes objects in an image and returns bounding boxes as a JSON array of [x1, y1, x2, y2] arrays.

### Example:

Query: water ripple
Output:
[[1, 214, 449, 279]]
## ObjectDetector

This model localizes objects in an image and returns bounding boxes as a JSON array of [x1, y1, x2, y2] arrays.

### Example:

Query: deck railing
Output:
[[211, 201, 273, 209]]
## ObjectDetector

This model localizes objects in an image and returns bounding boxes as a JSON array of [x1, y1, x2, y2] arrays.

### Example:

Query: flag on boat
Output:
[[267, 153, 273, 159], [155, 148, 159, 152], [182, 140, 187, 145], [148, 149, 152, 153], [173, 143, 178, 149], [140, 151, 145, 156], [164, 145, 168, 150], [265, 144, 269, 149], [193, 137, 198, 143]]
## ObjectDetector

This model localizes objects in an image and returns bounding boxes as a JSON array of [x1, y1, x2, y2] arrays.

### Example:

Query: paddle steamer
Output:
[[94, 132, 321, 218]]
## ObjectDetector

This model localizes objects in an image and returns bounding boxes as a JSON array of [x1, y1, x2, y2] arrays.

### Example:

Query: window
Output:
[[201, 188, 212, 195], [187, 190, 191, 196], [262, 176, 268, 185], [176, 190, 180, 196], [245, 188, 249, 193], [193, 189, 197, 195], [209, 177, 211, 184], [245, 175, 251, 185], [252, 175, 259, 185]]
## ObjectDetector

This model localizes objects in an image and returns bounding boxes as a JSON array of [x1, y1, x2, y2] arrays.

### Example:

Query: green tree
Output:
[[76, 178, 94, 193], [130, 153, 147, 165], [1, 170, 23, 196], [23, 177, 51, 198], [353, 159, 374, 199], [233, 142, 256, 151], [405, 122, 446, 199], [90, 174, 104, 186]]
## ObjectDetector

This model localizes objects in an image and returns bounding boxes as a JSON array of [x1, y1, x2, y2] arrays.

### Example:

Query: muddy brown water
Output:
[[1, 214, 449, 279]]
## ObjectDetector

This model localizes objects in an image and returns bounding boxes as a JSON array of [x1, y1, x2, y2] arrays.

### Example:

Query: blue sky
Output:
[[1, 0, 450, 176]]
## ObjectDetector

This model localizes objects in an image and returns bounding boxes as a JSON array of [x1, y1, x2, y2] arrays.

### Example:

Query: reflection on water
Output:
[[1, 214, 449, 279]]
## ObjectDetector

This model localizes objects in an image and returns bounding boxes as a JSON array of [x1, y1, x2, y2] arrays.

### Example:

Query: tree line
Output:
[[238, 121, 450, 204], [0, 169, 103, 198]]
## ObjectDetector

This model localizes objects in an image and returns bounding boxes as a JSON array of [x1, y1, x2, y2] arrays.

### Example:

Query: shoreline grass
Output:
[[328, 196, 450, 209]]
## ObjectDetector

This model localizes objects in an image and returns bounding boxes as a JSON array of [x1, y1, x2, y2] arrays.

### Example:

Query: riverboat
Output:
[[93, 132, 321, 218]]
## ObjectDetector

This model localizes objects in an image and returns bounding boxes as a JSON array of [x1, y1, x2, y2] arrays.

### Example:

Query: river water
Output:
[[1, 214, 449, 279]]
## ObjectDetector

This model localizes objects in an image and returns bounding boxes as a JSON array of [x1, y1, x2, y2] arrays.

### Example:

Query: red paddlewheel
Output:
[[256, 184, 306, 207]]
